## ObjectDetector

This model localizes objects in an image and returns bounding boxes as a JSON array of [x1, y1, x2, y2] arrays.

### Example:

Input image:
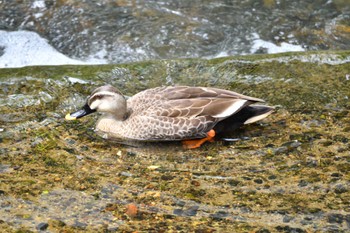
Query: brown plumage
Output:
[[65, 85, 274, 143]]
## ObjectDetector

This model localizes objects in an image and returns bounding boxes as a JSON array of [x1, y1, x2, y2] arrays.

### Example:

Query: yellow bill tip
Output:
[[65, 113, 77, 121]]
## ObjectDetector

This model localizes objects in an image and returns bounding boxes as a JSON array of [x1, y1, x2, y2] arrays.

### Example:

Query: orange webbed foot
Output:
[[182, 129, 216, 149]]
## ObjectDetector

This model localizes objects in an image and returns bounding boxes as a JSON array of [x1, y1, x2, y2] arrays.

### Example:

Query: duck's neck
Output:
[[101, 112, 124, 122], [95, 116, 125, 139], [105, 104, 129, 121], [95, 109, 131, 138], [97, 108, 128, 124]]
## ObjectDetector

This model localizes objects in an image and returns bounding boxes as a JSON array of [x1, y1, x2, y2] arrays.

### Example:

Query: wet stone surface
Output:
[[0, 51, 349, 232]]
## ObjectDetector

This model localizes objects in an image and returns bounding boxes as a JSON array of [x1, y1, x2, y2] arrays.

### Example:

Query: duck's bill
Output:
[[65, 104, 96, 120]]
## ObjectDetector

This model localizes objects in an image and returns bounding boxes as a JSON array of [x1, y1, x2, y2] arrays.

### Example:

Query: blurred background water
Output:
[[0, 0, 349, 67]]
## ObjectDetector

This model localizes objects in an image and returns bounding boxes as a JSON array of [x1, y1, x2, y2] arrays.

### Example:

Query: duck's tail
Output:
[[214, 105, 274, 135]]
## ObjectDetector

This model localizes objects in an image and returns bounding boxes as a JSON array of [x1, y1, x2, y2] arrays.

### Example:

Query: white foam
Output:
[[0, 30, 107, 68], [250, 33, 305, 54], [34, 13, 44, 18], [213, 51, 229, 58], [66, 77, 89, 84], [31, 0, 46, 9], [160, 7, 183, 17]]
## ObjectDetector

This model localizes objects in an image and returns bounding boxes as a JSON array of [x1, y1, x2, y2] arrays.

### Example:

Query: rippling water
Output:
[[0, 0, 349, 67]]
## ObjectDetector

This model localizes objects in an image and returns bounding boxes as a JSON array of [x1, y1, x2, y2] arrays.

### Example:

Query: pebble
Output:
[[126, 151, 136, 157], [228, 180, 241, 187], [0, 164, 13, 174], [147, 165, 160, 170], [120, 171, 133, 177], [334, 184, 348, 194], [300, 219, 312, 225], [75, 155, 84, 160], [36, 222, 48, 231], [209, 211, 228, 219], [298, 180, 308, 187], [190, 180, 200, 186], [175, 200, 186, 207], [254, 178, 263, 184], [275, 225, 305, 233], [80, 145, 89, 151], [125, 203, 138, 217], [256, 228, 271, 233], [161, 174, 174, 181], [65, 139, 76, 145], [345, 215, 350, 228], [74, 221, 87, 228], [324, 225, 340, 232], [184, 205, 199, 216], [306, 159, 318, 167], [327, 213, 344, 224], [173, 209, 183, 216], [273, 146, 288, 154], [173, 206, 199, 216], [283, 215, 293, 223]]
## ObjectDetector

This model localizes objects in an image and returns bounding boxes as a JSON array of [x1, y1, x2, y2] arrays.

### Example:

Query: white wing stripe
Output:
[[244, 111, 272, 124], [212, 100, 247, 118]]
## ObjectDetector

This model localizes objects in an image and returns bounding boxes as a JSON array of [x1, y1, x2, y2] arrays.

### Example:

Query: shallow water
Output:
[[0, 0, 349, 67], [0, 51, 349, 232]]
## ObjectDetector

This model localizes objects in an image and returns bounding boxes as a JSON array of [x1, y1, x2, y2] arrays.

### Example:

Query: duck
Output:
[[65, 85, 274, 148]]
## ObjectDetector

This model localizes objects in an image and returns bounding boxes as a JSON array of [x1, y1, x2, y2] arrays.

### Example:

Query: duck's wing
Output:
[[151, 86, 265, 119], [127, 86, 269, 140], [161, 86, 264, 102]]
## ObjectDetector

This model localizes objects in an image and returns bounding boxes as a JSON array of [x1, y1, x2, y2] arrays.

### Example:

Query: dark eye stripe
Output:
[[88, 93, 114, 106]]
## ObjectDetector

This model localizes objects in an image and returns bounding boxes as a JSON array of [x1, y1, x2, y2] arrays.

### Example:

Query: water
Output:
[[0, 52, 349, 232], [0, 0, 349, 67], [1, 0, 350, 231], [0, 30, 87, 67]]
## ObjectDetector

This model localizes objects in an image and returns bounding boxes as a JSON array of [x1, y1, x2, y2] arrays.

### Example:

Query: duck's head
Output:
[[65, 85, 127, 121]]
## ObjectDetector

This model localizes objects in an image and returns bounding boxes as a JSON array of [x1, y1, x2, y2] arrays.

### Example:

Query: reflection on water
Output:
[[0, 0, 349, 67]]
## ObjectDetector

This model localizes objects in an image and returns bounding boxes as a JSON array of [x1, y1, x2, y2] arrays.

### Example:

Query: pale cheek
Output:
[[98, 102, 117, 112], [89, 99, 101, 110]]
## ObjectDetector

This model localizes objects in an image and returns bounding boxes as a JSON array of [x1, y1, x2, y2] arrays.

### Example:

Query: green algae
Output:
[[0, 51, 350, 232]]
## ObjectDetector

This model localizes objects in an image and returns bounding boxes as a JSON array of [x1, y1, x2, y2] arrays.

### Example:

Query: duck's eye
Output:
[[94, 94, 104, 100], [88, 94, 105, 106]]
